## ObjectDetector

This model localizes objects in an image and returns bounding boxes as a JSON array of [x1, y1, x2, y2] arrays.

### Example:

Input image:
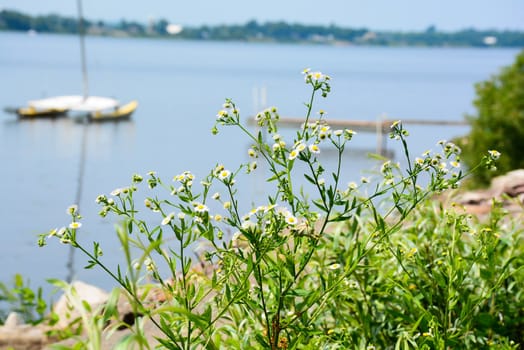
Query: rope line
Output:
[[66, 118, 89, 282]]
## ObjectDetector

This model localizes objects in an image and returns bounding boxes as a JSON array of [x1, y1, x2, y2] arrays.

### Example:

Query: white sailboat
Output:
[[17, 95, 138, 121], [12, 0, 138, 121]]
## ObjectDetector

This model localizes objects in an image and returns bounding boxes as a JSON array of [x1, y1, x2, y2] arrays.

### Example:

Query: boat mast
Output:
[[77, 0, 89, 100], [66, 0, 90, 283]]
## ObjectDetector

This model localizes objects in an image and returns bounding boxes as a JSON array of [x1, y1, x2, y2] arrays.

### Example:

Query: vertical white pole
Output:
[[77, 0, 89, 100], [376, 114, 383, 156]]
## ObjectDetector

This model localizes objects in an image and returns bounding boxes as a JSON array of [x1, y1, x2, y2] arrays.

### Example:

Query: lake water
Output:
[[0, 31, 520, 293]]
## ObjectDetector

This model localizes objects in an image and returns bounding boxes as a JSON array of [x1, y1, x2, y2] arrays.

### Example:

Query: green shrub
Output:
[[458, 50, 524, 186], [0, 274, 47, 325]]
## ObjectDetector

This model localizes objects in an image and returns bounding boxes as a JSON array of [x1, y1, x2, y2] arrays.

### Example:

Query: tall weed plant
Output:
[[39, 70, 521, 349]]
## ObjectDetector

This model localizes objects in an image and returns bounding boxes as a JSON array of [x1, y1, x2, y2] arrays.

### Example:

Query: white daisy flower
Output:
[[285, 215, 298, 226], [110, 188, 122, 196], [218, 169, 231, 180], [161, 212, 175, 226], [194, 203, 209, 213], [216, 110, 228, 121], [488, 150, 501, 160], [241, 220, 256, 230], [328, 263, 341, 270], [295, 142, 306, 152], [69, 222, 82, 229], [309, 144, 320, 154], [67, 205, 78, 215]]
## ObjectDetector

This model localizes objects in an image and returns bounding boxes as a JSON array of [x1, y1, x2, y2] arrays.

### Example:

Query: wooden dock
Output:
[[248, 116, 468, 156], [255, 117, 467, 132]]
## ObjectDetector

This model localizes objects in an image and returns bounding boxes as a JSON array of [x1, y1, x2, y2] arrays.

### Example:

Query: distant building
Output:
[[166, 24, 183, 35], [483, 36, 497, 45], [309, 34, 335, 42], [361, 31, 377, 41], [147, 16, 156, 35]]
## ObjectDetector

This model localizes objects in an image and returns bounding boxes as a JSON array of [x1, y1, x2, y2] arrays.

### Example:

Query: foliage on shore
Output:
[[2, 9, 524, 47], [458, 50, 524, 186]]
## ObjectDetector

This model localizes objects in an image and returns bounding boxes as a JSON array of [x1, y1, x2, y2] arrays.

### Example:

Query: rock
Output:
[[4, 312, 23, 329], [452, 169, 524, 216], [52, 281, 109, 329], [491, 169, 524, 197], [0, 313, 46, 350], [455, 190, 493, 205]]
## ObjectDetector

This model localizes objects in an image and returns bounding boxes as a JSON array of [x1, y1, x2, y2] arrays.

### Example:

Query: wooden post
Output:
[[376, 115, 383, 156]]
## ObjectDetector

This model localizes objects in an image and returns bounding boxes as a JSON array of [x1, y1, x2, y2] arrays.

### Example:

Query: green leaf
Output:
[[46, 278, 69, 290], [255, 333, 270, 348], [84, 260, 97, 269], [312, 199, 327, 212], [289, 289, 311, 297], [202, 304, 212, 324], [113, 334, 137, 350], [81, 300, 92, 312], [331, 214, 352, 222], [303, 173, 316, 185], [14, 274, 23, 288], [102, 288, 120, 322]]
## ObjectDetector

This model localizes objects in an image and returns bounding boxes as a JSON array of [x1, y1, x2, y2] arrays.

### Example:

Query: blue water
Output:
[[0, 31, 520, 292]]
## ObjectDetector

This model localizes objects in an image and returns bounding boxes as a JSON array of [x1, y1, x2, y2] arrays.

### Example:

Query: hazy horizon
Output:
[[1, 0, 523, 32]]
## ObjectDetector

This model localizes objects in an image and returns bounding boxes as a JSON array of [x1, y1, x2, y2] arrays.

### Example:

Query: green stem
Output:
[[236, 120, 296, 208], [179, 231, 192, 349], [302, 89, 316, 137], [283, 145, 343, 297], [254, 258, 271, 345]]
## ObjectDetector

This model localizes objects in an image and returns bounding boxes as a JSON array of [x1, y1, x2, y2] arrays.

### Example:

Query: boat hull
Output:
[[16, 107, 68, 119], [87, 100, 138, 122]]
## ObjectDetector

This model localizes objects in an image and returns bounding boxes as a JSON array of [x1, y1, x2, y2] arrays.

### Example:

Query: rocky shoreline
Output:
[[0, 281, 166, 349], [451, 169, 524, 215]]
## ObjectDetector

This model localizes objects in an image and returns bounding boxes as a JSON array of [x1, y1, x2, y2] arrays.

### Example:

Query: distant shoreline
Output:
[[1, 9, 524, 48]]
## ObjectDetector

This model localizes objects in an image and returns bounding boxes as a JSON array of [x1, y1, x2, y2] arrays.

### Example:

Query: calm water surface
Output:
[[0, 31, 519, 292]]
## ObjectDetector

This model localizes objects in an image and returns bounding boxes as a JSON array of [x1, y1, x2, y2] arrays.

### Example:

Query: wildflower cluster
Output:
[[389, 119, 410, 140], [389, 121, 463, 192], [38, 205, 85, 249], [212, 99, 242, 134], [380, 160, 400, 186], [303, 68, 331, 97], [38, 68, 506, 350], [254, 106, 280, 133], [407, 140, 462, 191], [486, 149, 501, 170], [213, 164, 234, 185]]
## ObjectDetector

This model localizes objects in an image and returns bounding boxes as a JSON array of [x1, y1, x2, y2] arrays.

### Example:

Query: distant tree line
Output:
[[1, 9, 523, 47], [0, 9, 82, 33]]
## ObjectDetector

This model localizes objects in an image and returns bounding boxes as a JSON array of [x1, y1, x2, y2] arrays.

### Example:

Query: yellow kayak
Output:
[[88, 100, 138, 122], [16, 106, 68, 118]]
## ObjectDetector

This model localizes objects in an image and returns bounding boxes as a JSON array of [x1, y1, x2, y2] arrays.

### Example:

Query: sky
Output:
[[1, 0, 524, 31]]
